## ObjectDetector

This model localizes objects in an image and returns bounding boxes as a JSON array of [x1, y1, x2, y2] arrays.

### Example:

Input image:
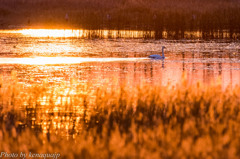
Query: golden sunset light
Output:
[[17, 29, 155, 38], [0, 0, 240, 158], [19, 29, 83, 38], [0, 57, 147, 65]]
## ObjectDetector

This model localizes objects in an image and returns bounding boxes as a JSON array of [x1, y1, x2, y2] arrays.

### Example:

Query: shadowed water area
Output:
[[1, 29, 240, 137]]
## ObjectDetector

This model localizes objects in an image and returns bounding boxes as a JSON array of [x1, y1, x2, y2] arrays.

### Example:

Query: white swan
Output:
[[149, 46, 166, 60]]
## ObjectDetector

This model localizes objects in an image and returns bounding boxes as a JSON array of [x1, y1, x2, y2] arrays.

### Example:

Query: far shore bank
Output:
[[1, 0, 240, 32]]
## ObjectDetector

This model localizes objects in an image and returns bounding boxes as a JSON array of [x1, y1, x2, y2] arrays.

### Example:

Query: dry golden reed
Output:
[[1, 0, 240, 34], [0, 73, 240, 159]]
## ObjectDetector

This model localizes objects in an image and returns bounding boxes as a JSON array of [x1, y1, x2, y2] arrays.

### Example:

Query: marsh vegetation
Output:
[[1, 74, 240, 158], [1, 0, 240, 39]]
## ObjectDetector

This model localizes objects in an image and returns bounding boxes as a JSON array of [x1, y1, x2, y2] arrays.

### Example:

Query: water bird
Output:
[[149, 46, 166, 60]]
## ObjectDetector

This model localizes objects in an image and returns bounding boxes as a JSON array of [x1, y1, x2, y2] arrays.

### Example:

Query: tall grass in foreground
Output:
[[1, 74, 240, 158]]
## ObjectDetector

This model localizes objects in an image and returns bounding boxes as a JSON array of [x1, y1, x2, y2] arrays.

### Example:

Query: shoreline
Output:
[[1, 27, 239, 40], [1, 0, 240, 34]]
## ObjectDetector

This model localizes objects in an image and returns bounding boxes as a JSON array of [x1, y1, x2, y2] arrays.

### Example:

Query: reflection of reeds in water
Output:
[[1, 0, 240, 39], [1, 73, 240, 158]]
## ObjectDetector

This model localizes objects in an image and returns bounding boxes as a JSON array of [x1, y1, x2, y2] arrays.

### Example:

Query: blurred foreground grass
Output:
[[0, 74, 240, 158]]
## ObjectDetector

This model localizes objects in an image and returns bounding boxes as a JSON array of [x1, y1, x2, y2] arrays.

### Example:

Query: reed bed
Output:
[[1, 0, 240, 35], [0, 73, 240, 158]]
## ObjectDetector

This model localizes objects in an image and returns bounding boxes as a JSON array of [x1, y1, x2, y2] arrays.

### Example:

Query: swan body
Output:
[[148, 54, 165, 59], [149, 46, 166, 60]]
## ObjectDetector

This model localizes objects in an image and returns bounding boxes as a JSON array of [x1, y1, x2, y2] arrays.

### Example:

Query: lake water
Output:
[[1, 29, 240, 88], [1, 29, 240, 136]]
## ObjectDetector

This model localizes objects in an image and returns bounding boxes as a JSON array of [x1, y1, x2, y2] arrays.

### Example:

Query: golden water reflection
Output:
[[1, 29, 240, 138], [1, 56, 240, 137], [1, 29, 236, 39], [0, 57, 147, 65], [18, 29, 155, 39], [4, 59, 239, 137]]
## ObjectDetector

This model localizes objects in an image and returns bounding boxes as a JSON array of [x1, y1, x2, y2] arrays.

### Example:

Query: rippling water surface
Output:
[[1, 29, 240, 87], [1, 29, 240, 136]]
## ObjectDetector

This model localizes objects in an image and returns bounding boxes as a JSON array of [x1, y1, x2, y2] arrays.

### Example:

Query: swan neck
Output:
[[162, 47, 165, 57]]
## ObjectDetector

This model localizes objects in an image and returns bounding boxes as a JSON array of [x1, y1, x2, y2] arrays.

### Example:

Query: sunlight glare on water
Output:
[[19, 29, 84, 38], [0, 29, 240, 88], [17, 29, 155, 38], [1, 29, 240, 137], [0, 57, 148, 65]]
